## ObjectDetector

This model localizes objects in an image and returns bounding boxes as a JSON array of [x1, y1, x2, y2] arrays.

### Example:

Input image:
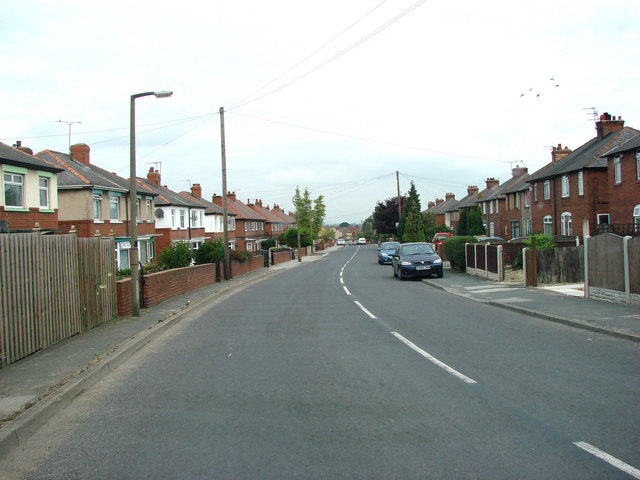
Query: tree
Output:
[[362, 216, 373, 241], [339, 222, 350, 228], [398, 181, 421, 240], [402, 197, 426, 243], [457, 208, 468, 236], [312, 195, 326, 238], [373, 196, 403, 236], [466, 206, 485, 235], [284, 227, 312, 248]]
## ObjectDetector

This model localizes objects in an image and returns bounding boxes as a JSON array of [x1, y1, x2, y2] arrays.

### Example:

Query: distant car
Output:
[[431, 232, 451, 246], [337, 239, 346, 246], [357, 237, 366, 245], [477, 236, 505, 244], [377, 241, 400, 264], [391, 242, 443, 280]]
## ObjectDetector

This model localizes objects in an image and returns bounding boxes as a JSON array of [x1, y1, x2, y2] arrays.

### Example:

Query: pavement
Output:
[[1, 246, 639, 458]]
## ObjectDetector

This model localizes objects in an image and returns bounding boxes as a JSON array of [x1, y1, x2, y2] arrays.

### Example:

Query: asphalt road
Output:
[[1, 245, 639, 479]]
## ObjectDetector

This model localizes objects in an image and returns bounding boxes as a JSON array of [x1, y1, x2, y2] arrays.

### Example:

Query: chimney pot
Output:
[[147, 167, 161, 186]]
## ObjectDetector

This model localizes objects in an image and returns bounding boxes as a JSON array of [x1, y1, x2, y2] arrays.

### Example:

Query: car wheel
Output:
[[393, 266, 397, 277], [437, 272, 443, 278], [398, 269, 405, 281], [378, 259, 382, 264]]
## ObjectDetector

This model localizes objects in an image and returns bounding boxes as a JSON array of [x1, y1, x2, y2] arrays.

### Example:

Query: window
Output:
[[146, 199, 152, 220], [543, 180, 550, 200], [489, 201, 494, 214], [179, 210, 185, 228], [511, 221, 520, 239], [109, 195, 120, 220], [514, 193, 519, 208], [578, 171, 584, 196], [171, 209, 176, 227], [93, 195, 102, 220], [38, 177, 49, 208], [533, 183, 538, 202], [561, 175, 569, 198], [495, 200, 498, 214], [543, 215, 552, 235], [613, 155, 622, 184], [489, 221, 495, 236], [525, 219, 531, 235], [637, 151, 640, 180], [597, 214, 610, 225], [482, 202, 486, 214], [3, 173, 23, 207], [247, 242, 253, 251], [136, 198, 141, 221], [524, 190, 530, 208], [561, 212, 572, 235], [634, 204, 640, 231]]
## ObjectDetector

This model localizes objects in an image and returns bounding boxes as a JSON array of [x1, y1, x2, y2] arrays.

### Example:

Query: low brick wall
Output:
[[116, 256, 266, 316], [273, 250, 291, 265], [230, 255, 264, 277], [142, 263, 217, 308]]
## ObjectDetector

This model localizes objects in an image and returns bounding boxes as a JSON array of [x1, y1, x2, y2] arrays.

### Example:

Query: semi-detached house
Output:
[[36, 144, 159, 269], [1, 141, 63, 232], [212, 192, 266, 252]]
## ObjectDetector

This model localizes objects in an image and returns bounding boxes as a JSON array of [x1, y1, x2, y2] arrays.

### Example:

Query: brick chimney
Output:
[[445, 193, 455, 202], [596, 112, 625, 138], [428, 201, 435, 209], [14, 140, 33, 155], [70, 143, 90, 166], [147, 167, 161, 186], [255, 199, 263, 208], [228, 191, 236, 201], [467, 186, 479, 196], [485, 178, 499, 189], [211, 194, 221, 207], [435, 198, 444, 205], [551, 144, 572, 163], [511, 166, 528, 177], [191, 183, 202, 198]]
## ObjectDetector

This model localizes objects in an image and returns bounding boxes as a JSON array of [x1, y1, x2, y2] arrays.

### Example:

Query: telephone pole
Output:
[[220, 107, 231, 280], [396, 170, 402, 219]]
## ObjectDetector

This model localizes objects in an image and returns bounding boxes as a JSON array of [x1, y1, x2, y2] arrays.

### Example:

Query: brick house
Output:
[[478, 167, 529, 239], [452, 180, 499, 234], [526, 113, 639, 236], [424, 193, 458, 229], [212, 192, 266, 251], [1, 141, 63, 232], [502, 168, 533, 239], [600, 131, 640, 232], [248, 199, 288, 242], [179, 183, 237, 248], [137, 168, 208, 255], [36, 144, 159, 268]]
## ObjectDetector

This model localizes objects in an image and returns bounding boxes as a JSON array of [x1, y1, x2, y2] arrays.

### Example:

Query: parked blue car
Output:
[[377, 241, 400, 264], [391, 242, 443, 279]]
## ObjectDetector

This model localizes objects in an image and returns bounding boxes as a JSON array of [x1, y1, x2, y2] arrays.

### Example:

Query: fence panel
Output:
[[0, 233, 117, 367], [487, 245, 498, 274], [588, 234, 624, 291], [631, 236, 640, 295], [537, 246, 583, 285]]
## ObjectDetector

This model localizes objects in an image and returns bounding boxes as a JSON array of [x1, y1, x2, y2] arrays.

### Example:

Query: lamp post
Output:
[[293, 192, 301, 262], [130, 90, 172, 317]]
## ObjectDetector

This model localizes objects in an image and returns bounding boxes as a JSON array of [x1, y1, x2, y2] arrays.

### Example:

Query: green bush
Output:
[[283, 228, 312, 248], [194, 238, 225, 265], [230, 249, 253, 263], [141, 263, 164, 274], [156, 241, 193, 270], [443, 236, 477, 271], [522, 234, 555, 250], [260, 238, 276, 250], [116, 268, 131, 279]]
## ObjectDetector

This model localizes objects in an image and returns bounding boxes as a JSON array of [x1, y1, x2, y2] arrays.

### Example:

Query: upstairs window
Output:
[[613, 155, 622, 183], [93, 195, 102, 220], [3, 173, 23, 207], [578, 171, 584, 196], [636, 151, 640, 180], [543, 180, 551, 200], [533, 183, 538, 202], [146, 199, 152, 220], [39, 177, 50, 208], [561, 175, 569, 198], [109, 196, 120, 220]]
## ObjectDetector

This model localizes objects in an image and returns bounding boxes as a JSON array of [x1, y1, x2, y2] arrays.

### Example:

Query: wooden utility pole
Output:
[[220, 107, 231, 280], [396, 170, 402, 220]]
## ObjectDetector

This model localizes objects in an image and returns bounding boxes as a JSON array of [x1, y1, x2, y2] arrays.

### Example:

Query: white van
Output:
[[357, 237, 366, 245]]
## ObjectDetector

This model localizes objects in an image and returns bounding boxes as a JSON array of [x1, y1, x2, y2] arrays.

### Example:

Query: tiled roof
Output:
[[425, 197, 459, 214], [483, 172, 529, 200], [250, 203, 287, 224], [179, 192, 233, 216], [602, 131, 640, 156], [35, 150, 155, 195], [223, 197, 265, 221], [1, 143, 63, 173], [135, 179, 199, 207], [527, 127, 640, 182]]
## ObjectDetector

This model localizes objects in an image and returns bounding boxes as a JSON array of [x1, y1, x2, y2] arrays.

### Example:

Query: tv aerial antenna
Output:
[[583, 107, 598, 132], [55, 120, 81, 152], [147, 161, 162, 177]]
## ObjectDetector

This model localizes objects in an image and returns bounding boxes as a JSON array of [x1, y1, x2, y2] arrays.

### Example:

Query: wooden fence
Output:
[[465, 243, 504, 281], [586, 233, 639, 304], [0, 233, 117, 367]]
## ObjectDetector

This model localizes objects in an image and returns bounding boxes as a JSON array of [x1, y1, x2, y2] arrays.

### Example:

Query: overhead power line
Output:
[[229, 0, 430, 110]]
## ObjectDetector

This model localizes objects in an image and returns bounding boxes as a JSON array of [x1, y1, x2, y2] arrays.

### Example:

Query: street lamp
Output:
[[130, 91, 172, 317]]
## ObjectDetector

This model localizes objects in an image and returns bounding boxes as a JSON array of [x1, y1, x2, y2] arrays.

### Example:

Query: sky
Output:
[[2, 0, 639, 224]]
